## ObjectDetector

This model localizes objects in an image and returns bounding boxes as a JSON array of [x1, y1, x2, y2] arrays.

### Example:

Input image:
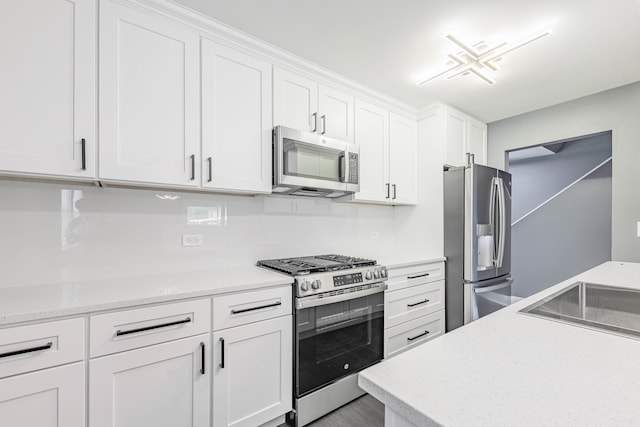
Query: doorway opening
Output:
[[506, 131, 612, 298]]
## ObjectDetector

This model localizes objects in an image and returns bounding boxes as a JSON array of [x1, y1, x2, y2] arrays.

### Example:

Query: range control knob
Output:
[[300, 281, 310, 292], [365, 271, 373, 280], [311, 279, 321, 290], [380, 269, 387, 278], [373, 271, 380, 279]]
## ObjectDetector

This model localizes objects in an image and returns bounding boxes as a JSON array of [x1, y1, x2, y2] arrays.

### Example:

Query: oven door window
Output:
[[296, 291, 384, 397]]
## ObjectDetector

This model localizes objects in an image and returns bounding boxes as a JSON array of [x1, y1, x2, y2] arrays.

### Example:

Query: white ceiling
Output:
[[174, 0, 640, 123]]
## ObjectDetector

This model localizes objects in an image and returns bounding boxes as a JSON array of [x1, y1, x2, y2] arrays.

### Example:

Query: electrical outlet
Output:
[[182, 234, 203, 247], [369, 231, 379, 239]]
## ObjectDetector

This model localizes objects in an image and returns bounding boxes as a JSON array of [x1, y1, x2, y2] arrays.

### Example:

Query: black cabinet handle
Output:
[[407, 330, 430, 341], [407, 299, 430, 308], [81, 138, 86, 170], [200, 342, 206, 375], [407, 273, 430, 280], [207, 157, 212, 182], [392, 184, 397, 200], [115, 317, 191, 337], [321, 115, 326, 135], [219, 337, 225, 369], [0, 342, 53, 359], [311, 112, 317, 132], [230, 301, 282, 315], [386, 183, 390, 199], [190, 154, 196, 180]]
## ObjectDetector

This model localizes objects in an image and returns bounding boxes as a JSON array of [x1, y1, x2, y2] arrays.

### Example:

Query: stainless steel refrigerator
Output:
[[444, 162, 513, 332]]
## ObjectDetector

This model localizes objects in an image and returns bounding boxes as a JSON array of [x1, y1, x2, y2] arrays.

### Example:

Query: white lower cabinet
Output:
[[0, 318, 85, 426], [212, 287, 293, 427], [385, 312, 444, 359], [0, 362, 85, 427], [90, 333, 211, 427], [384, 261, 446, 358], [212, 317, 292, 427]]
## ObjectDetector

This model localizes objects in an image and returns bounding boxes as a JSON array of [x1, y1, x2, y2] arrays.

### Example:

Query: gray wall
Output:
[[509, 133, 612, 221], [489, 81, 640, 262], [510, 161, 612, 298]]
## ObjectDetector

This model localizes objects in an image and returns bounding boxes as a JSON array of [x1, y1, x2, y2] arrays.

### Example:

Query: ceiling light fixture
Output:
[[416, 30, 552, 86]]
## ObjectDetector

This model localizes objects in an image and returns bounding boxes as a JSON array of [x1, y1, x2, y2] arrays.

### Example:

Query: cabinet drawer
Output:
[[0, 318, 84, 379], [387, 261, 444, 291], [384, 311, 444, 359], [213, 286, 291, 331], [385, 280, 444, 329], [90, 298, 210, 358]]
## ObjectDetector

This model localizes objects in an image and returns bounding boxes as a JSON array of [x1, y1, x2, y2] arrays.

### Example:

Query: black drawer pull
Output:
[[200, 342, 206, 375], [407, 299, 430, 308], [407, 273, 430, 280], [230, 301, 282, 315], [407, 331, 430, 341], [115, 317, 191, 337], [219, 337, 225, 369], [0, 342, 53, 359]]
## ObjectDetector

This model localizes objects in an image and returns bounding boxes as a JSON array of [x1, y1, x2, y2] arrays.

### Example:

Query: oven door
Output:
[[295, 288, 384, 397]]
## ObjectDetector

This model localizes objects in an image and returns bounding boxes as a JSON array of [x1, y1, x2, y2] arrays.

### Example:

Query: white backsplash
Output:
[[0, 178, 442, 288]]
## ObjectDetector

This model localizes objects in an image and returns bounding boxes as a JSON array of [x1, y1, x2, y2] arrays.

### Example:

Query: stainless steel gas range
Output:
[[257, 255, 388, 427]]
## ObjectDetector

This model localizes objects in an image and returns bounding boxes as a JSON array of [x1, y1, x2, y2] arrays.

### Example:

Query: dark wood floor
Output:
[[307, 394, 384, 427]]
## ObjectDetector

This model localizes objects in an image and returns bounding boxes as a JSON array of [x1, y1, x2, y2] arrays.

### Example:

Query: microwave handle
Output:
[[339, 152, 346, 182]]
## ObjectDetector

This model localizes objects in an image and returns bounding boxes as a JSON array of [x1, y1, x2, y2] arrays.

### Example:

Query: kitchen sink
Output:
[[519, 282, 640, 340]]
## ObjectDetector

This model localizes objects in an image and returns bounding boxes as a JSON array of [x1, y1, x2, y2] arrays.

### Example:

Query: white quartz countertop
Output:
[[0, 266, 292, 325], [359, 261, 640, 426]]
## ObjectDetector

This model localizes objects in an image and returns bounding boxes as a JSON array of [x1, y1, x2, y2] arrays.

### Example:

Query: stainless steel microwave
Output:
[[272, 126, 359, 198]]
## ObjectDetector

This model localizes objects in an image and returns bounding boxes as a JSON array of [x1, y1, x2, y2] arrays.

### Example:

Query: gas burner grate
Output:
[[257, 254, 376, 276]]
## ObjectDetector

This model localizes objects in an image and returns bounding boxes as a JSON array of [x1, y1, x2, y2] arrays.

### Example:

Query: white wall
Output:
[[0, 138, 443, 288], [488, 81, 640, 262]]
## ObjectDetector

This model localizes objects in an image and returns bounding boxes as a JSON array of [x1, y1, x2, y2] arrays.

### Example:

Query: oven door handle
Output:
[[295, 284, 387, 309]]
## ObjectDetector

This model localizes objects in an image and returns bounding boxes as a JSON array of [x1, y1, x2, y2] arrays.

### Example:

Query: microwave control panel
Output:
[[348, 153, 358, 184]]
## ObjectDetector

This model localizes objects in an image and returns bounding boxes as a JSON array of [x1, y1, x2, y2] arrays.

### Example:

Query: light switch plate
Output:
[[637, 221, 640, 237]]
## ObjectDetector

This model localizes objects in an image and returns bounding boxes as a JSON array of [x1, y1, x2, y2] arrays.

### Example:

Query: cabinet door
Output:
[[213, 316, 292, 427], [99, 0, 200, 187], [352, 100, 389, 203], [389, 113, 418, 205], [90, 334, 210, 427], [0, 362, 84, 427], [0, 0, 95, 179], [467, 116, 487, 165], [201, 40, 272, 193], [444, 107, 467, 167], [273, 68, 318, 132], [318, 85, 354, 142]]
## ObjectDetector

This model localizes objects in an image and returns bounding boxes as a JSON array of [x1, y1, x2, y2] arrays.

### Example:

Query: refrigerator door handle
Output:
[[474, 278, 512, 294], [489, 177, 498, 266], [496, 177, 507, 269]]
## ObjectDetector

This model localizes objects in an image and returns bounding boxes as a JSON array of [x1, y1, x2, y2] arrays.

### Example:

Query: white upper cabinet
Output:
[[344, 101, 417, 205], [273, 68, 318, 133], [318, 85, 355, 142], [273, 68, 354, 142], [201, 40, 272, 193], [0, 0, 95, 179], [99, 0, 200, 187], [351, 100, 389, 203], [444, 107, 467, 167], [389, 113, 418, 205], [466, 115, 488, 165], [434, 104, 487, 167]]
